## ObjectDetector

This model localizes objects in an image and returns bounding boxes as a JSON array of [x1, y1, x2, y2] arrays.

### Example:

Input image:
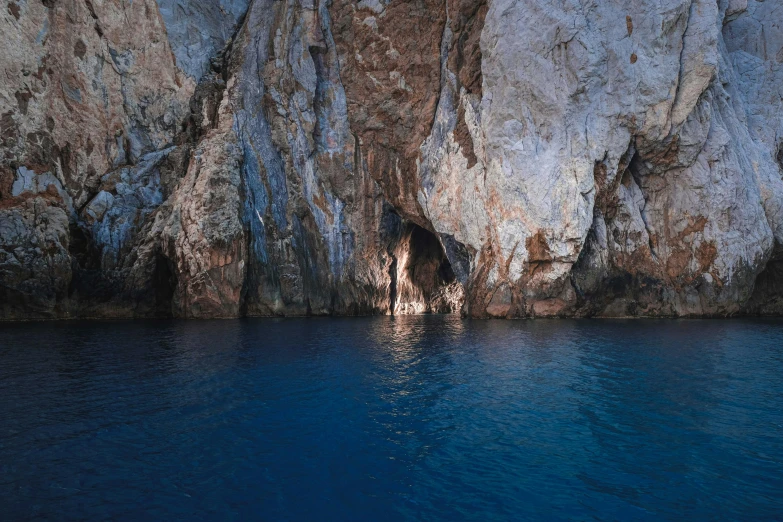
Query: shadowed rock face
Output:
[[2, 0, 783, 319], [156, 0, 251, 82]]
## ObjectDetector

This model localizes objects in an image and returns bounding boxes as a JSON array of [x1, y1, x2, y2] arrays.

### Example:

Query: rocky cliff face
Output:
[[2, 0, 783, 319]]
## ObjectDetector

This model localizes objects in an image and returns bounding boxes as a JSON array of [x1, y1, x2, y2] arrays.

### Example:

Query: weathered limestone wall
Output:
[[2, 0, 783, 319]]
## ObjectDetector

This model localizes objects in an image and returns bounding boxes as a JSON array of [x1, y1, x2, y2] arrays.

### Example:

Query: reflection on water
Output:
[[1, 317, 782, 520]]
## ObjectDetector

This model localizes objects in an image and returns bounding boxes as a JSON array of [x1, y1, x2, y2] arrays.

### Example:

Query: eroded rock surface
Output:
[[2, 0, 783, 319]]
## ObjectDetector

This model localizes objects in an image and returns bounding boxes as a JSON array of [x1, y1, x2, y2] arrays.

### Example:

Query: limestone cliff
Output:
[[2, 0, 783, 319]]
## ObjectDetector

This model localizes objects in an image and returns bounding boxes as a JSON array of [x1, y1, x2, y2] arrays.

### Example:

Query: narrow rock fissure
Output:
[[776, 142, 783, 176], [625, 153, 660, 261], [153, 250, 177, 317], [388, 254, 398, 315]]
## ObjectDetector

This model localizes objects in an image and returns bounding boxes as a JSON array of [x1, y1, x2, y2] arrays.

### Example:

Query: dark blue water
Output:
[[1, 317, 782, 521]]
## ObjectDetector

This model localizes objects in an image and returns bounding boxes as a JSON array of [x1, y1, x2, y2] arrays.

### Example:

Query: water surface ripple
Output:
[[1, 317, 782, 520]]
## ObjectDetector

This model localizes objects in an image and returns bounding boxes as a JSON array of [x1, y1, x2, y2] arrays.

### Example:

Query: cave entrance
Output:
[[153, 250, 177, 317], [390, 223, 465, 315]]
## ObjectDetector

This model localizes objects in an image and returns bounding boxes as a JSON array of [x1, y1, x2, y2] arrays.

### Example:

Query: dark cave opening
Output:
[[68, 223, 102, 271], [390, 223, 465, 315], [388, 255, 398, 315], [153, 251, 177, 316], [744, 256, 783, 315], [777, 143, 783, 175], [67, 223, 114, 302]]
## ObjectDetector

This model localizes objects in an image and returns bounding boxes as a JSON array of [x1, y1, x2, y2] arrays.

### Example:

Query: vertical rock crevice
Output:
[[387, 253, 398, 315]]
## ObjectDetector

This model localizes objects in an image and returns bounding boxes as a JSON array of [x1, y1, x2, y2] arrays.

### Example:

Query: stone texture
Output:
[[2, 0, 783, 320], [419, 0, 783, 317], [156, 0, 251, 81], [1, 0, 194, 318]]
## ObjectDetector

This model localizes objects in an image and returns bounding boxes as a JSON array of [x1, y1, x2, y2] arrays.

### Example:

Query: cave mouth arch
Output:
[[390, 223, 465, 315]]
